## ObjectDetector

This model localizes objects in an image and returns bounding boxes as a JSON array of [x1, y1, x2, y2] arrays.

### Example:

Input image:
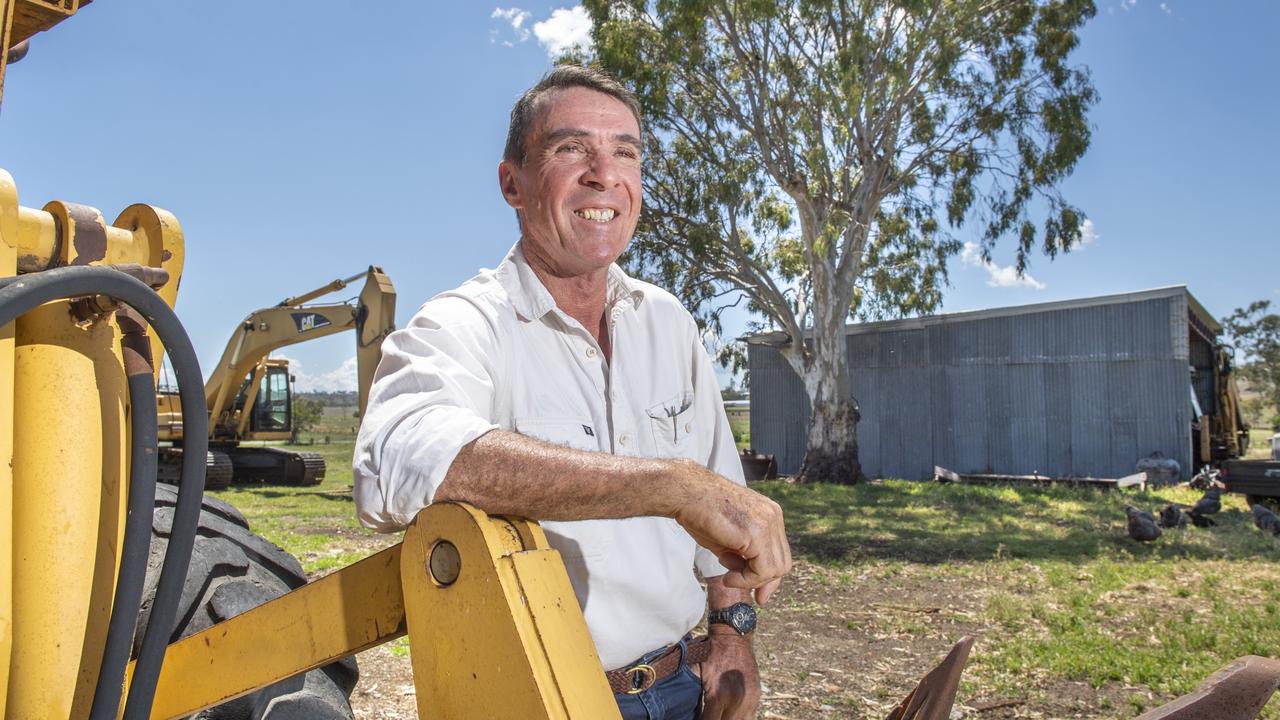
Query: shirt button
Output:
[[586, 347, 597, 358], [684, 422, 692, 433], [619, 433, 630, 446]]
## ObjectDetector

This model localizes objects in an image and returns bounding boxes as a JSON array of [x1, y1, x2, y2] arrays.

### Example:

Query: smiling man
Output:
[[353, 66, 791, 720]]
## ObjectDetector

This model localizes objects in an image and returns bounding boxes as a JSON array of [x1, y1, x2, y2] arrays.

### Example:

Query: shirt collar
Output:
[[497, 242, 645, 322]]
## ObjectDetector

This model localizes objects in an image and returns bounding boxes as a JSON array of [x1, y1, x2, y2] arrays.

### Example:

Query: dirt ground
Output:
[[342, 557, 1146, 720]]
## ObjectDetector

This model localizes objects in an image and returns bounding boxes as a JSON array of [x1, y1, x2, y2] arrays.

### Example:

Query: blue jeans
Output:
[[613, 635, 704, 720]]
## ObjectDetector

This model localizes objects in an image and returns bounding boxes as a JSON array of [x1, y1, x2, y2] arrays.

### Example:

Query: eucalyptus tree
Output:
[[581, 0, 1097, 482], [1223, 301, 1280, 431]]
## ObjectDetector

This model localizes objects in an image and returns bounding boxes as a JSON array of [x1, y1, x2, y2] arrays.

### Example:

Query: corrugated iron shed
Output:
[[746, 286, 1218, 481]]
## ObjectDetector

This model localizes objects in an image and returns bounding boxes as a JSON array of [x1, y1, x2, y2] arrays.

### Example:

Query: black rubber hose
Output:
[[88, 320, 159, 720], [0, 266, 207, 720]]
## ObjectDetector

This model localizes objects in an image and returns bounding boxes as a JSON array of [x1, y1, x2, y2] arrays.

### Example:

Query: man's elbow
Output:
[[430, 475, 476, 507]]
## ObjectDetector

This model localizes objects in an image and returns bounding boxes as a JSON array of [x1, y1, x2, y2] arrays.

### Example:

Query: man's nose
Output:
[[581, 152, 621, 190]]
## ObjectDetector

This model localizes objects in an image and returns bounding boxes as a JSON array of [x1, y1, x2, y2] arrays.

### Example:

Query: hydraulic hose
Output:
[[88, 309, 160, 720], [0, 266, 207, 720]]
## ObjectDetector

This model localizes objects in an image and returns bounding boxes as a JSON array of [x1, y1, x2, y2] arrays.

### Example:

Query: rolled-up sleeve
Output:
[[353, 295, 502, 532]]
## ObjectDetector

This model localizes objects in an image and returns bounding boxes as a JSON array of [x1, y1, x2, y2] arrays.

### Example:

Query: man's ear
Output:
[[498, 161, 522, 209]]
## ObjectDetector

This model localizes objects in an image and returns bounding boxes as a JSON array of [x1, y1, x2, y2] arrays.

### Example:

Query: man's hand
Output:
[[698, 633, 760, 720], [670, 460, 792, 604]]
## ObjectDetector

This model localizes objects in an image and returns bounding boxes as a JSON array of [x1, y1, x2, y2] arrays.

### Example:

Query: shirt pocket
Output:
[[645, 391, 696, 459], [514, 416, 601, 453]]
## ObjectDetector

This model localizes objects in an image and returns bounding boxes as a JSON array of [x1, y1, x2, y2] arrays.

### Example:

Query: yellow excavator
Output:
[[2, 3, 1278, 720], [155, 267, 396, 487]]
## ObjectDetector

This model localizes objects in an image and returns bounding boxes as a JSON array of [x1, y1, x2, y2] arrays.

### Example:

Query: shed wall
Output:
[[749, 296, 1193, 479]]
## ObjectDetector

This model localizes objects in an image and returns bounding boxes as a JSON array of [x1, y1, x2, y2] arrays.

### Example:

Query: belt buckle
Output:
[[624, 663, 657, 694]]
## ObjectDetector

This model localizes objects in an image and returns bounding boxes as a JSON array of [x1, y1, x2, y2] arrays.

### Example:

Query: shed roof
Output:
[[744, 285, 1219, 345]]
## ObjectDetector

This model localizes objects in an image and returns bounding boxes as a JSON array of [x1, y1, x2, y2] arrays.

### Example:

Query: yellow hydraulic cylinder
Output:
[[9, 300, 129, 719], [0, 170, 183, 719], [0, 167, 19, 720]]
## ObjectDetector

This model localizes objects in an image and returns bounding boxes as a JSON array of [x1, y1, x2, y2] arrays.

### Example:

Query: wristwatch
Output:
[[708, 602, 757, 635]]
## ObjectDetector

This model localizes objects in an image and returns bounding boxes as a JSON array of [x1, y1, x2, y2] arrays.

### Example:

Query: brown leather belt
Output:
[[606, 635, 712, 695]]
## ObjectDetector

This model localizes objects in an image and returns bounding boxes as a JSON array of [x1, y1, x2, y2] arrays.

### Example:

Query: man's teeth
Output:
[[574, 208, 616, 222]]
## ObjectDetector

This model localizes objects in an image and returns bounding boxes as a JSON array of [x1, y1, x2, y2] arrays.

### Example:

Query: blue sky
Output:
[[2, 2, 1276, 390]]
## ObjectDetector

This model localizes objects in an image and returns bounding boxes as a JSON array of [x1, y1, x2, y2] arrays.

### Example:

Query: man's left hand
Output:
[[697, 632, 761, 720]]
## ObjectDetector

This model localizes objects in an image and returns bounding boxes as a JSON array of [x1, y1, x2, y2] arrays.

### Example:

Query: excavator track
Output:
[[220, 445, 326, 486], [158, 447, 234, 490]]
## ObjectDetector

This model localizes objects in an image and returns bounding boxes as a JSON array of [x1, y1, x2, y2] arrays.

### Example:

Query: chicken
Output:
[[1158, 504, 1189, 529], [1252, 503, 1280, 536], [1125, 505, 1162, 542]]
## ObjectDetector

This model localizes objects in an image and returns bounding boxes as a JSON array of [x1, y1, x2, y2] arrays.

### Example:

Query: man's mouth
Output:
[[574, 208, 617, 222]]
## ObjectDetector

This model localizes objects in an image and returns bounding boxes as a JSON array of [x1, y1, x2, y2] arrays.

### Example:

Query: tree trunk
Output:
[[785, 286, 865, 484], [796, 378, 862, 484]]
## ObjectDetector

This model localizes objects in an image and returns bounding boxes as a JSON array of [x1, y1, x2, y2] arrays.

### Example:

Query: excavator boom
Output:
[[204, 265, 395, 432], [159, 266, 395, 486]]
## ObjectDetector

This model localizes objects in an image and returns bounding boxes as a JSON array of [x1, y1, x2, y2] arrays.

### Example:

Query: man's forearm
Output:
[[434, 429, 692, 521], [435, 428, 792, 603]]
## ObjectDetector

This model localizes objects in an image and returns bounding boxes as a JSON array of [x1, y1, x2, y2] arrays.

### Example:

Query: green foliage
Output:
[[1222, 300, 1280, 422], [581, 0, 1097, 339], [579, 0, 1097, 480], [290, 397, 324, 443]]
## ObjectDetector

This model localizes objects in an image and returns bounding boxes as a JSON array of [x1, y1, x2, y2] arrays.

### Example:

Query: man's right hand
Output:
[[668, 460, 792, 604]]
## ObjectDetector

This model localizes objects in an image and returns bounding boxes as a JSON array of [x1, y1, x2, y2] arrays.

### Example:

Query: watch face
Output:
[[729, 603, 757, 634]]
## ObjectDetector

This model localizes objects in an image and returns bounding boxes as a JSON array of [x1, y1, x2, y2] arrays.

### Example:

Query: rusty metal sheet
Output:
[[1137, 655, 1280, 720]]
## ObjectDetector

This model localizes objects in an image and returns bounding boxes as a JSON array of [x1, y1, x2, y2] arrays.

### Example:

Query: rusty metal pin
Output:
[[428, 540, 461, 586]]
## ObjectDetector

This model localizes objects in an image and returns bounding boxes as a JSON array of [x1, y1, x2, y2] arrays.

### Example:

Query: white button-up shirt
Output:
[[353, 243, 745, 670]]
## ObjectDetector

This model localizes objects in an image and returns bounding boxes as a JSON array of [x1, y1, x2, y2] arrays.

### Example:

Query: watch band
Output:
[[708, 602, 757, 635]]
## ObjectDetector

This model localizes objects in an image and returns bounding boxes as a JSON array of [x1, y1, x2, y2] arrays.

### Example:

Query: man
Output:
[[353, 66, 791, 720]]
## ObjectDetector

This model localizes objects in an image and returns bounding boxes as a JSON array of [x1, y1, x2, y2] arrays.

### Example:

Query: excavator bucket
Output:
[[1136, 655, 1280, 720], [884, 636, 974, 720]]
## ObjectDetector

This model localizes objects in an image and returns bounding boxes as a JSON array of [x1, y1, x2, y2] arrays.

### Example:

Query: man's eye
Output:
[[557, 144, 583, 154], [616, 148, 639, 159]]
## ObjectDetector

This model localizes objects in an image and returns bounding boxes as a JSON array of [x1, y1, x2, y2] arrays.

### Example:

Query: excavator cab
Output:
[[229, 358, 294, 438], [249, 362, 292, 434]]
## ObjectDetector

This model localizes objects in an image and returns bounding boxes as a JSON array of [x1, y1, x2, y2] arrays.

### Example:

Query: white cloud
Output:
[[277, 354, 359, 393], [960, 242, 1046, 289], [1121, 0, 1137, 10], [1159, 2, 1172, 13], [1079, 218, 1099, 247], [490, 7, 532, 46], [533, 6, 594, 59]]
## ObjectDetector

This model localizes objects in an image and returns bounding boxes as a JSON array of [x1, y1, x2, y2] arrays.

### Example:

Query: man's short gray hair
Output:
[[504, 65, 643, 165]]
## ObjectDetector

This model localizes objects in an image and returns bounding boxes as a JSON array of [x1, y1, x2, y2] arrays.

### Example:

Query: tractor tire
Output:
[[137, 484, 358, 719]]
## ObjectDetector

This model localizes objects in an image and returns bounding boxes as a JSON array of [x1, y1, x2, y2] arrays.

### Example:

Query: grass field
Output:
[[1248, 426, 1277, 460], [211, 437, 1280, 718], [762, 479, 1280, 715]]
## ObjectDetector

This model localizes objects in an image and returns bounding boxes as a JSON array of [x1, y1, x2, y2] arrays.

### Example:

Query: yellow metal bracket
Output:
[[138, 544, 407, 720], [401, 503, 620, 720], [135, 502, 620, 720]]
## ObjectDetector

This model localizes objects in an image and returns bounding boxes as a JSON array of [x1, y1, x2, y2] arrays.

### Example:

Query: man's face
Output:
[[499, 86, 642, 278]]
